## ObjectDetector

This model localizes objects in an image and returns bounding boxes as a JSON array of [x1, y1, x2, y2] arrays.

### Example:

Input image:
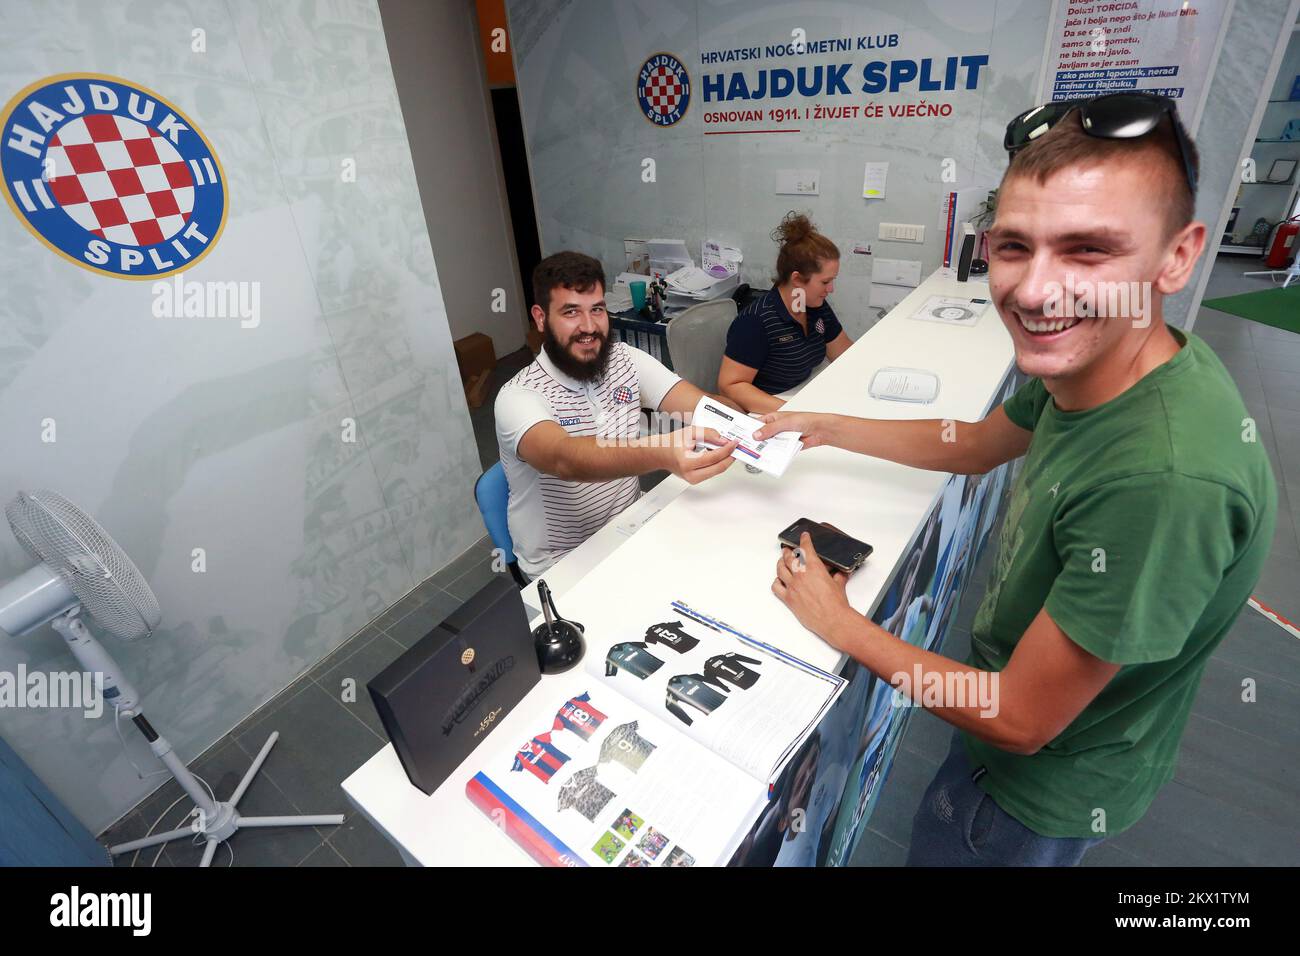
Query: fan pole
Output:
[[51, 612, 218, 821], [46, 611, 345, 865]]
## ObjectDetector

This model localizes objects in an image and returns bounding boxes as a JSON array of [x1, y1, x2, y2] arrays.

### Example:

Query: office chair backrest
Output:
[[666, 298, 737, 393], [473, 462, 526, 586]]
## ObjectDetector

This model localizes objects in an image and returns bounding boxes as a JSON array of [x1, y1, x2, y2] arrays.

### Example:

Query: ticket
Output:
[[690, 396, 803, 478]]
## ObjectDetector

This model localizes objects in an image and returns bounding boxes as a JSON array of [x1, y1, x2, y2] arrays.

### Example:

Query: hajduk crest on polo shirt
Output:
[[2, 73, 226, 278]]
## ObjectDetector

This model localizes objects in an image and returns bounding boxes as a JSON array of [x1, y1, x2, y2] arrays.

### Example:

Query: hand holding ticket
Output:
[[691, 396, 803, 478]]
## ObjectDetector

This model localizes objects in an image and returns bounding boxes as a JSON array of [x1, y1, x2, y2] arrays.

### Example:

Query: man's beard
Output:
[[542, 322, 613, 383]]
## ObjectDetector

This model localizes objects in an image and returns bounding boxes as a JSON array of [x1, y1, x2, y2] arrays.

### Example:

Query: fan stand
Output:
[[49, 612, 345, 866]]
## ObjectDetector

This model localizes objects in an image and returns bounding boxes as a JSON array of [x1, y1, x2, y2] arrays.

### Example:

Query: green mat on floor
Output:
[[1202, 284, 1300, 335]]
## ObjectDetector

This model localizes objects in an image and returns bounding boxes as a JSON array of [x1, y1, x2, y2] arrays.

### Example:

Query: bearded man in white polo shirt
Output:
[[495, 251, 739, 579]]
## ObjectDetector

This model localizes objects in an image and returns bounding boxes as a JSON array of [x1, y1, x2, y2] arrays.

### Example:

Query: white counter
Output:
[[342, 271, 1013, 866]]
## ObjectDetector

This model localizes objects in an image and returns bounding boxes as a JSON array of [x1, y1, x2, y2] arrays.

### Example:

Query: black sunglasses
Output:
[[1004, 92, 1197, 197]]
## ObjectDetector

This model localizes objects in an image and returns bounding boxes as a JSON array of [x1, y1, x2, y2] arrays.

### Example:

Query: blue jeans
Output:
[[906, 731, 1105, 866]]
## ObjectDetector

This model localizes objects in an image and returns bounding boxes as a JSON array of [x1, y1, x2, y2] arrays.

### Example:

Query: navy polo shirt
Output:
[[724, 286, 844, 394]]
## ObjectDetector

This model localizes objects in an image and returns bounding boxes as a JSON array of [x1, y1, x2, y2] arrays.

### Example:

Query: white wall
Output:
[[506, 0, 1294, 335], [379, 0, 528, 356], [0, 0, 484, 832], [505, 0, 1052, 341]]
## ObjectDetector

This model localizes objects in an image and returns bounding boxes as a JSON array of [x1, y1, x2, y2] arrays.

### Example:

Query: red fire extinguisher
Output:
[[1265, 217, 1299, 269]]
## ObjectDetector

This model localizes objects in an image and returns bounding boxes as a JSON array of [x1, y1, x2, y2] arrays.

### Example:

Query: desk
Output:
[[343, 270, 1016, 866]]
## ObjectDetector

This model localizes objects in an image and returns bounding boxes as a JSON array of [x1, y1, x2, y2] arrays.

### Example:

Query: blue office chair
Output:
[[474, 462, 527, 587]]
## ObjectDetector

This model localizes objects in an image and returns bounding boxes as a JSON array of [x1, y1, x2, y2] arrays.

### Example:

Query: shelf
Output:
[[1241, 180, 1297, 186], [1254, 138, 1300, 143], [1218, 244, 1267, 255]]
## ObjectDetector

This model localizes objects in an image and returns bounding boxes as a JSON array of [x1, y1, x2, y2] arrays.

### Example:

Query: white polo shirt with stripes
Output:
[[495, 341, 681, 578]]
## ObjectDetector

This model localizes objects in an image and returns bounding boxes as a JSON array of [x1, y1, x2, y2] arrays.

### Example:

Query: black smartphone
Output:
[[778, 518, 873, 574]]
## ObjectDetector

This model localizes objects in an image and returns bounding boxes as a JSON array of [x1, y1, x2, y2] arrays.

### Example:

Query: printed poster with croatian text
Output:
[[1039, 0, 1231, 131]]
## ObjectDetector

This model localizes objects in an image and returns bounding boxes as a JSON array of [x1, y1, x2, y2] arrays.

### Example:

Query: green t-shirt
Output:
[[964, 327, 1276, 838]]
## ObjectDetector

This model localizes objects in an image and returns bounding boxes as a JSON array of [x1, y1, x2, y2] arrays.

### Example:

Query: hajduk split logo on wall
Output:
[[637, 53, 691, 126], [1, 73, 227, 279]]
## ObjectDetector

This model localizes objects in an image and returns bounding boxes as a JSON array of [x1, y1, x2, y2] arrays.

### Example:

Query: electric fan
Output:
[[0, 489, 344, 866]]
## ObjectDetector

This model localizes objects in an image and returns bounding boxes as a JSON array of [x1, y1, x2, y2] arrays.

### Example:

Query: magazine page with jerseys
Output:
[[465, 670, 770, 867], [587, 602, 846, 785]]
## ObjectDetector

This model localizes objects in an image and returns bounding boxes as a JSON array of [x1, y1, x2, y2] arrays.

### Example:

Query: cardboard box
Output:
[[465, 370, 492, 410], [454, 332, 496, 385]]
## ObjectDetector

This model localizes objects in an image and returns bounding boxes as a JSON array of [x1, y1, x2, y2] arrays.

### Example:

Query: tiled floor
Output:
[[103, 254, 1300, 865]]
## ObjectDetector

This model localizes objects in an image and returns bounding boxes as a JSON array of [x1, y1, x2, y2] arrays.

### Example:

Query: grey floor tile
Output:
[[1265, 509, 1299, 563], [940, 624, 972, 662], [109, 736, 322, 867], [323, 813, 407, 867], [1261, 367, 1300, 396], [299, 841, 350, 866], [1081, 839, 1149, 867], [1264, 381, 1300, 414], [1267, 404, 1300, 442], [1257, 349, 1300, 374], [1229, 375, 1268, 403], [372, 588, 425, 633], [305, 623, 385, 686], [856, 742, 940, 850], [1220, 358, 1262, 387], [1185, 655, 1300, 750], [311, 627, 408, 737], [1194, 326, 1257, 353], [412, 571, 461, 605], [1205, 344, 1258, 369], [953, 586, 985, 637], [445, 553, 508, 603], [1256, 339, 1300, 365], [431, 538, 494, 592], [226, 674, 319, 748], [1173, 713, 1300, 835], [1251, 550, 1300, 625], [849, 826, 909, 867], [163, 767, 326, 867], [899, 707, 956, 765], [1106, 779, 1298, 866], [232, 681, 382, 832], [1213, 605, 1300, 687], [101, 737, 254, 860], [381, 584, 463, 648]]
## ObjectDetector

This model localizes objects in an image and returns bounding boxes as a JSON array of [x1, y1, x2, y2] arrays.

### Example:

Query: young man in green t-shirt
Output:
[[755, 94, 1277, 865]]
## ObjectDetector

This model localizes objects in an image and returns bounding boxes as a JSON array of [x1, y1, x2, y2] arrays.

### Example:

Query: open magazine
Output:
[[465, 601, 845, 867]]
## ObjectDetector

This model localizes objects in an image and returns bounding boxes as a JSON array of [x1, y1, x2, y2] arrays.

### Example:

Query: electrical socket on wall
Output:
[[878, 222, 925, 242]]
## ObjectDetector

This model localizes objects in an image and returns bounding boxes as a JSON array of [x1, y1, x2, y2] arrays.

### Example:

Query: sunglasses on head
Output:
[[1004, 92, 1197, 197]]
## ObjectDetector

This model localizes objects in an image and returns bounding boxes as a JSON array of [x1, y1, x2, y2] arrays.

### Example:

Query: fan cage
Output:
[[5, 490, 161, 641]]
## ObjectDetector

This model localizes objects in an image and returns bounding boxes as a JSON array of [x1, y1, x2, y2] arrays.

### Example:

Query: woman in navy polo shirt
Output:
[[718, 213, 854, 413]]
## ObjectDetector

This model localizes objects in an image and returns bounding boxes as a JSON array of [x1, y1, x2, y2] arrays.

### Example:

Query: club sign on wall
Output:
[[636, 53, 692, 126], [1, 73, 227, 279]]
